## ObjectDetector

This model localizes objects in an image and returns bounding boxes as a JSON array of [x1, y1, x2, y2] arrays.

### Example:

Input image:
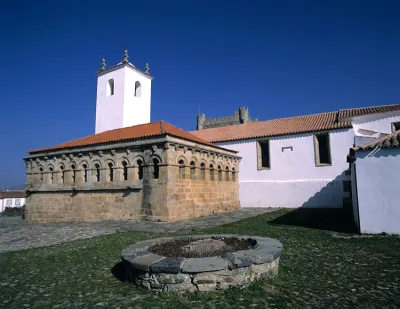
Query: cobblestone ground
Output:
[[0, 208, 276, 253]]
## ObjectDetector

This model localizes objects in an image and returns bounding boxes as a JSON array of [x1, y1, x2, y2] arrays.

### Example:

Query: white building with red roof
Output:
[[192, 105, 400, 213], [348, 130, 400, 234]]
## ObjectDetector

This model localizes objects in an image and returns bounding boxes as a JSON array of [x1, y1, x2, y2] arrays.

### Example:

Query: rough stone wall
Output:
[[26, 189, 142, 223], [165, 145, 241, 222], [197, 107, 259, 130], [23, 136, 241, 223]]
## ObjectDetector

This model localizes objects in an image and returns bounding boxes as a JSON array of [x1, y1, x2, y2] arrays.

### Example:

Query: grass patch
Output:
[[0, 212, 23, 217], [1, 209, 399, 308]]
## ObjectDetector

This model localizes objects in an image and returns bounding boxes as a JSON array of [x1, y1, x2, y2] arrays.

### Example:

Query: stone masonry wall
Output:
[[165, 145, 241, 222], [26, 189, 142, 223]]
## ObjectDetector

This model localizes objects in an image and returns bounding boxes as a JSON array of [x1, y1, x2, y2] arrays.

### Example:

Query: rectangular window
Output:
[[314, 133, 332, 166], [257, 140, 271, 169], [15, 199, 20, 206], [6, 199, 12, 206], [391, 122, 400, 132]]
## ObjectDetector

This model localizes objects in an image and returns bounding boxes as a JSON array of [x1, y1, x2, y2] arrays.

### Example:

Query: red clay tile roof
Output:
[[338, 104, 400, 120], [191, 112, 352, 143], [28, 121, 233, 154], [353, 130, 400, 152]]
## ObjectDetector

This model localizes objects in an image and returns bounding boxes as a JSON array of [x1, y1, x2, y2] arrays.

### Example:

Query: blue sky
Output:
[[0, 0, 399, 189]]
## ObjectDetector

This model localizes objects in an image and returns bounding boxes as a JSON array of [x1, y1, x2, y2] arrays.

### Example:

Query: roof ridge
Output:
[[339, 103, 400, 112], [193, 110, 339, 133], [159, 121, 166, 134]]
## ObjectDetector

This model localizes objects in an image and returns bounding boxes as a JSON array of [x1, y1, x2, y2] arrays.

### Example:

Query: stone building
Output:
[[196, 107, 259, 130], [23, 51, 241, 223], [24, 122, 241, 223]]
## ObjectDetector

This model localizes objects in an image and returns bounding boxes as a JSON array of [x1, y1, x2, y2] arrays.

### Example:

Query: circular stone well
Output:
[[120, 234, 283, 292]]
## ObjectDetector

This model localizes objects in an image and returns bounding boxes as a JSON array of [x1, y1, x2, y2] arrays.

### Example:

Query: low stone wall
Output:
[[121, 234, 282, 292], [25, 188, 142, 223]]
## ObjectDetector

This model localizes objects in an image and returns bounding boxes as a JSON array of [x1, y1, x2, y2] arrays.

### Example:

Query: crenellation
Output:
[[196, 107, 259, 130]]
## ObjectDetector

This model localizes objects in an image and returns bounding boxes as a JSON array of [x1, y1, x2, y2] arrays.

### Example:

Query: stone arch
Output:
[[152, 158, 160, 179], [91, 159, 102, 169], [178, 158, 186, 179], [80, 161, 90, 183], [133, 155, 145, 180], [57, 162, 66, 170], [217, 164, 223, 181], [188, 156, 198, 166], [189, 160, 196, 180], [133, 155, 145, 164], [225, 165, 230, 181], [231, 166, 237, 182], [46, 164, 55, 184], [57, 163, 66, 184], [199, 161, 206, 180], [104, 158, 116, 166], [79, 160, 90, 169], [46, 163, 55, 172], [119, 156, 130, 166], [151, 154, 163, 165], [37, 164, 45, 183], [176, 156, 188, 166], [209, 159, 217, 168]]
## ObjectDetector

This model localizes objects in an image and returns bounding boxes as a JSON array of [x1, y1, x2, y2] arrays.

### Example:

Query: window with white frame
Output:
[[6, 199, 12, 206], [15, 199, 21, 206]]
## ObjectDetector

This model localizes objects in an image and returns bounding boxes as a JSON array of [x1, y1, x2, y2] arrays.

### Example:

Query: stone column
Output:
[[53, 171, 63, 184], [89, 168, 98, 182], [100, 168, 108, 182], [158, 164, 168, 183], [64, 169, 74, 183], [127, 165, 135, 181], [43, 172, 52, 184], [75, 169, 85, 183], [113, 167, 123, 181], [225, 170, 230, 182]]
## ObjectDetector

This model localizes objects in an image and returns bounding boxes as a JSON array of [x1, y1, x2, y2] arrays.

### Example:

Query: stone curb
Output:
[[121, 234, 283, 274]]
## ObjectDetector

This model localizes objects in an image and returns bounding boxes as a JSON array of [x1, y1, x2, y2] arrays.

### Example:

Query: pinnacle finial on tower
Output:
[[123, 49, 129, 63], [144, 63, 150, 74], [100, 58, 106, 71]]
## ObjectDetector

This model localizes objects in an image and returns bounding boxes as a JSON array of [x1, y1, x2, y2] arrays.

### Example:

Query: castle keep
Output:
[[196, 107, 258, 130]]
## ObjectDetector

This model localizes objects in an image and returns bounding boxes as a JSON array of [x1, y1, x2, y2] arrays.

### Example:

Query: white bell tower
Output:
[[94, 50, 153, 134]]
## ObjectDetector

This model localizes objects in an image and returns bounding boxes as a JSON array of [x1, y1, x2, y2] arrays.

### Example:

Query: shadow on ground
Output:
[[269, 208, 357, 233], [111, 261, 139, 283]]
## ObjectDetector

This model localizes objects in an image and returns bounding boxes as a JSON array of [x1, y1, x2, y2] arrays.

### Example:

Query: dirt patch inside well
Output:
[[149, 237, 254, 258]]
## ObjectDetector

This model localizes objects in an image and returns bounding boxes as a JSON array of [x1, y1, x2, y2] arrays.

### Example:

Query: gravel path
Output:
[[0, 208, 277, 253]]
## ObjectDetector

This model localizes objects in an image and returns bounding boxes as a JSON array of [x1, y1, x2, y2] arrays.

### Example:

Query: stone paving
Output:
[[0, 208, 277, 254]]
